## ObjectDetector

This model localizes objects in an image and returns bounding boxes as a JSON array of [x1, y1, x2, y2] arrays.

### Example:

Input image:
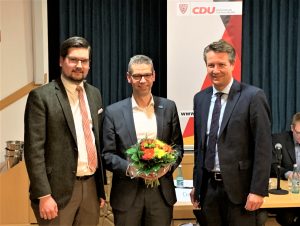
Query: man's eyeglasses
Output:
[[66, 56, 90, 66], [131, 73, 153, 81], [293, 128, 300, 136]]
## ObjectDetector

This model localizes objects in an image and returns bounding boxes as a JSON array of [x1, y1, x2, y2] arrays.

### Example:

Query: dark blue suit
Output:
[[193, 80, 272, 225], [102, 96, 183, 225], [271, 131, 300, 226]]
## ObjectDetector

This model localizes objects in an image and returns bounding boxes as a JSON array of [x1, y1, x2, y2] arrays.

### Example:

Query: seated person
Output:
[[271, 112, 300, 226]]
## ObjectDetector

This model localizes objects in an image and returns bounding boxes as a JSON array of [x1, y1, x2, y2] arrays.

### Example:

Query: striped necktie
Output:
[[205, 92, 223, 171], [76, 86, 97, 172]]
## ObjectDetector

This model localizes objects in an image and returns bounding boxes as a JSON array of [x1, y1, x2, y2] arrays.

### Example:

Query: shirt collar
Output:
[[212, 78, 233, 95], [131, 95, 154, 110]]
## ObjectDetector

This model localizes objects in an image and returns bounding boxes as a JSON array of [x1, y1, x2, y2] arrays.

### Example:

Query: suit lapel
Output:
[[200, 89, 212, 148], [55, 79, 77, 144], [286, 132, 296, 163], [154, 96, 164, 140], [219, 80, 241, 136], [122, 98, 137, 144]]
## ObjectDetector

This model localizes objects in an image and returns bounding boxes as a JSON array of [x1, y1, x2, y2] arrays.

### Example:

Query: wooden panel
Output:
[[173, 152, 195, 221], [174, 152, 194, 180], [0, 162, 30, 224], [0, 82, 40, 111]]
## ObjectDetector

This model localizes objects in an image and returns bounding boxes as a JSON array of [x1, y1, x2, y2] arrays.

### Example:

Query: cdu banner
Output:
[[167, 0, 243, 150]]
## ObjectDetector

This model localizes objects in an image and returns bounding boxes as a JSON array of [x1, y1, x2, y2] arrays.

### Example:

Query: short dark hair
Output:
[[291, 112, 300, 126], [127, 55, 154, 74], [203, 39, 236, 65], [60, 36, 91, 59]]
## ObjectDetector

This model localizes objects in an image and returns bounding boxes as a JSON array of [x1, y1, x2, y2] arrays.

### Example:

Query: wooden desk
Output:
[[173, 178, 300, 222], [262, 178, 300, 208], [173, 202, 196, 226], [174, 201, 195, 219], [172, 153, 195, 224]]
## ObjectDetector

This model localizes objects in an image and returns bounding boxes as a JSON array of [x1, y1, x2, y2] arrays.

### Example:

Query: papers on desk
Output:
[[174, 179, 193, 188], [174, 180, 193, 202]]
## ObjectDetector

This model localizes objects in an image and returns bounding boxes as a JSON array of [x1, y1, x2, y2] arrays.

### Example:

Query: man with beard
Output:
[[190, 39, 272, 226], [24, 36, 105, 225]]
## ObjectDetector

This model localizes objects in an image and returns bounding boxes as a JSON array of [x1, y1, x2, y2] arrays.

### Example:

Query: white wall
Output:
[[0, 0, 48, 163]]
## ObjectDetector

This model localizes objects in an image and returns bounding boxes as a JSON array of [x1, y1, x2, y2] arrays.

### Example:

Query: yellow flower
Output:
[[154, 148, 166, 159], [155, 140, 165, 148]]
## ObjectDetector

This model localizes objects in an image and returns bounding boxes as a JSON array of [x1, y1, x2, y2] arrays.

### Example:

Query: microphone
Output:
[[275, 143, 282, 164], [269, 143, 288, 195]]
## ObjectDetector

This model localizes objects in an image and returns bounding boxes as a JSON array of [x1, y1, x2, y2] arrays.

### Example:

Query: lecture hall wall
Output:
[[0, 0, 48, 163]]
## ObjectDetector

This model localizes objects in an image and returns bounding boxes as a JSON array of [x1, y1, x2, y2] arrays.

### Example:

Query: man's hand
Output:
[[140, 164, 171, 180], [287, 172, 293, 180], [100, 198, 106, 208], [127, 165, 138, 178], [190, 188, 200, 208], [245, 193, 264, 211], [128, 164, 171, 180], [39, 195, 58, 220]]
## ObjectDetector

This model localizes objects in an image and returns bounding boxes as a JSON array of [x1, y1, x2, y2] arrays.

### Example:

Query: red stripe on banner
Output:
[[201, 74, 213, 90], [222, 15, 242, 82], [183, 117, 194, 137]]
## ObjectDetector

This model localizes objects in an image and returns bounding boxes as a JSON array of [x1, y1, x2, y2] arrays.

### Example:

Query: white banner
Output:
[[167, 0, 243, 150]]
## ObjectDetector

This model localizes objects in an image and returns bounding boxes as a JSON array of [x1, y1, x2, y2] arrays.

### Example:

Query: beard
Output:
[[62, 69, 87, 84]]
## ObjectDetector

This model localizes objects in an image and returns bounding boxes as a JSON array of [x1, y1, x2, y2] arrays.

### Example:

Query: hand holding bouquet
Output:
[[126, 138, 179, 187]]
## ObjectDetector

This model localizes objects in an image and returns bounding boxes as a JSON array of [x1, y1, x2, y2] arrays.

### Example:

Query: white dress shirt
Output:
[[206, 78, 233, 172], [131, 95, 157, 142], [61, 76, 95, 176]]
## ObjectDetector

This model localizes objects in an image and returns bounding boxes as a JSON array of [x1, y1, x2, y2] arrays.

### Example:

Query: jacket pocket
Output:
[[46, 166, 52, 174], [238, 160, 251, 170]]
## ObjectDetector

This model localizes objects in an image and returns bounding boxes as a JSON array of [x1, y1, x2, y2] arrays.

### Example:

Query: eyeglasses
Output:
[[293, 128, 300, 136], [130, 73, 153, 81], [66, 56, 90, 66]]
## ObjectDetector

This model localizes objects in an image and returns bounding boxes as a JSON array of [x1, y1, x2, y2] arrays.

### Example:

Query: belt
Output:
[[76, 174, 94, 181], [209, 172, 222, 181]]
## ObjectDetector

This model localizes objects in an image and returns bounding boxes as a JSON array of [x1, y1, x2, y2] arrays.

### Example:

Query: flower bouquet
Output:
[[126, 138, 179, 187]]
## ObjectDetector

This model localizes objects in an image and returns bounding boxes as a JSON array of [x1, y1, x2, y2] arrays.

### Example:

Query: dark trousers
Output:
[[31, 176, 100, 226], [201, 178, 257, 226], [113, 180, 172, 226], [275, 208, 300, 226]]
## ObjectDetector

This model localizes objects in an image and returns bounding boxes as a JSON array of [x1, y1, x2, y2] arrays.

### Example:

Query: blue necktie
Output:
[[205, 92, 223, 171]]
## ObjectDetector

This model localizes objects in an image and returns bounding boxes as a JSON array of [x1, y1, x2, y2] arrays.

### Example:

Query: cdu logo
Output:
[[192, 7, 216, 14], [179, 3, 189, 15]]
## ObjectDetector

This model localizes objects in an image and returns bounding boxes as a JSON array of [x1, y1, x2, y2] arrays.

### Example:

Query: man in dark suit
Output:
[[102, 55, 184, 226], [271, 112, 300, 226], [190, 39, 272, 226], [24, 36, 105, 225]]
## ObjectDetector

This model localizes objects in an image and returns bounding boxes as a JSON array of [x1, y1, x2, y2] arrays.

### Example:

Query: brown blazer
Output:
[[24, 78, 105, 209]]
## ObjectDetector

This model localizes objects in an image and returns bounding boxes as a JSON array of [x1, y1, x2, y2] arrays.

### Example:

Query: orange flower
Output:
[[163, 144, 172, 152], [141, 148, 154, 160], [126, 138, 178, 187]]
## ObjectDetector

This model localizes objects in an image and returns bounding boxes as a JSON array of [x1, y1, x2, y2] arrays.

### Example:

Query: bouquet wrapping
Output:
[[126, 138, 179, 187]]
